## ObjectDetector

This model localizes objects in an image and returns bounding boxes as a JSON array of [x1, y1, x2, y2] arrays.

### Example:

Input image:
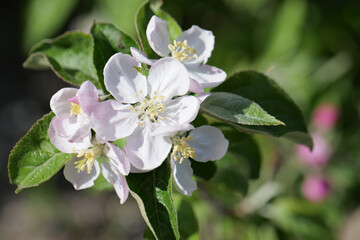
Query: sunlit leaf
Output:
[[127, 160, 180, 240], [23, 32, 99, 88], [8, 112, 75, 193]]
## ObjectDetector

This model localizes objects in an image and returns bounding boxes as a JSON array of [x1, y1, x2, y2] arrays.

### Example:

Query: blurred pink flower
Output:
[[312, 103, 339, 130], [301, 175, 330, 203], [296, 133, 332, 167]]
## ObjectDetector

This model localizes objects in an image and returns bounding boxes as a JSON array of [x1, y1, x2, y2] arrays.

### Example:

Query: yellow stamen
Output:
[[171, 135, 196, 164], [168, 40, 198, 62], [132, 92, 166, 125], [73, 145, 103, 174], [69, 102, 83, 116]]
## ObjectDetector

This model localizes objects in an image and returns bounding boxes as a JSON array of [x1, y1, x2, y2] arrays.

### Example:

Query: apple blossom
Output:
[[50, 80, 99, 142], [92, 53, 200, 171], [312, 103, 339, 131], [169, 125, 229, 196], [49, 123, 130, 204], [130, 15, 226, 93], [296, 133, 332, 167], [301, 175, 330, 203]]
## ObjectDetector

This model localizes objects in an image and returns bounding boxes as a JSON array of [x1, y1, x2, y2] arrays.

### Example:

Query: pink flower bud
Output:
[[301, 175, 330, 203], [312, 103, 339, 130], [296, 133, 332, 167]]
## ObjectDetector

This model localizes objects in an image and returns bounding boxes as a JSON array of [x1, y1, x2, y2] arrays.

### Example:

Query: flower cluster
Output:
[[49, 15, 229, 203], [296, 103, 339, 203]]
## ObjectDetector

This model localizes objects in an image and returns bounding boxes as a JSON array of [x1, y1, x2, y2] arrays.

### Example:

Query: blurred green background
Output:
[[1, 0, 360, 239]]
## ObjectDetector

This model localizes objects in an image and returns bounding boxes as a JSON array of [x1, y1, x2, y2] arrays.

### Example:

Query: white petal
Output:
[[146, 15, 171, 57], [51, 114, 91, 143], [50, 88, 78, 117], [197, 92, 211, 103], [189, 125, 229, 162], [101, 161, 129, 204], [77, 81, 99, 115], [49, 118, 92, 153], [189, 78, 204, 93], [151, 124, 194, 137], [148, 58, 190, 100], [91, 100, 138, 141], [125, 125, 172, 171], [186, 64, 227, 88], [104, 53, 147, 103], [162, 96, 200, 126], [130, 47, 156, 66], [64, 159, 100, 190], [170, 157, 197, 196], [177, 25, 214, 64], [105, 142, 131, 175]]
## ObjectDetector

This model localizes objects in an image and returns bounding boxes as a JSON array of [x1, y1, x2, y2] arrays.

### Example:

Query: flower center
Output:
[[168, 40, 198, 62], [73, 145, 103, 174], [69, 102, 83, 116], [132, 91, 166, 125], [171, 135, 196, 164]]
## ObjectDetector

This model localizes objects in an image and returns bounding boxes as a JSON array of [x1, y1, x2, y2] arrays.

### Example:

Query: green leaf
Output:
[[127, 160, 180, 240], [135, 0, 182, 58], [220, 126, 261, 179], [23, 32, 99, 88], [191, 160, 217, 181], [8, 112, 75, 193], [215, 168, 248, 195], [177, 199, 198, 239], [201, 92, 285, 126], [92, 172, 113, 191], [91, 22, 140, 93], [211, 70, 313, 148], [134, 66, 150, 77]]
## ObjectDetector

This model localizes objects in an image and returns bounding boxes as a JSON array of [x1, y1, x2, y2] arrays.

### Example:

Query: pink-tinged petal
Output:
[[77, 81, 99, 115], [125, 125, 172, 171], [312, 103, 339, 131], [130, 47, 156, 66], [189, 78, 204, 93], [68, 96, 79, 104], [162, 96, 200, 126], [105, 142, 131, 175], [101, 161, 129, 204], [186, 64, 226, 88], [296, 133, 332, 167], [104, 53, 147, 103], [51, 114, 91, 142], [170, 157, 197, 196], [188, 125, 229, 162], [64, 159, 100, 190], [177, 25, 214, 64], [148, 58, 189, 100], [50, 88, 78, 117], [197, 92, 211, 102], [151, 124, 194, 137], [49, 118, 92, 153], [146, 15, 171, 57], [91, 100, 138, 141], [301, 175, 330, 203]]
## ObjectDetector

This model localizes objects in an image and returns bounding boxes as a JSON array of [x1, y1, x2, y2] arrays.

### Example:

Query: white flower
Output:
[[49, 125, 130, 204], [170, 125, 229, 196], [50, 81, 99, 142], [130, 15, 227, 93], [92, 53, 200, 171]]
